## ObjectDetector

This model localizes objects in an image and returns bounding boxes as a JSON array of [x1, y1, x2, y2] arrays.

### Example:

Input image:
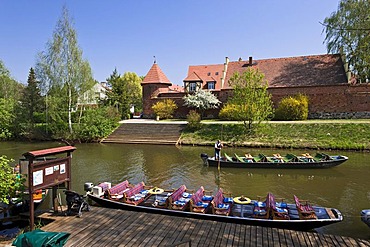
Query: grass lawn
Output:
[[179, 120, 370, 150]]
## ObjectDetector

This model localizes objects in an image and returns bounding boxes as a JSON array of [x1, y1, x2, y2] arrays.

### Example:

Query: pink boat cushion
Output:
[[108, 180, 130, 195], [170, 185, 187, 202], [98, 183, 110, 192]]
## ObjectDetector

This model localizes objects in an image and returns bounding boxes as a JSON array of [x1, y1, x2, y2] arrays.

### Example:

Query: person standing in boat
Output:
[[215, 140, 223, 160]]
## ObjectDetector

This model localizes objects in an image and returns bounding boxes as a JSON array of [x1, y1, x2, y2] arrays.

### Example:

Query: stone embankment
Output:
[[101, 119, 186, 145]]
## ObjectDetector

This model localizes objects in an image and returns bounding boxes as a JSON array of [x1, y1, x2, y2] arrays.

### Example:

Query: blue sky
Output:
[[0, 1, 339, 85]]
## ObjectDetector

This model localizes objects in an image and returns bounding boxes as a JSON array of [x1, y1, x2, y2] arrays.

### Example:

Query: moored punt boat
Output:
[[85, 182, 343, 231], [201, 152, 348, 169], [361, 209, 370, 228]]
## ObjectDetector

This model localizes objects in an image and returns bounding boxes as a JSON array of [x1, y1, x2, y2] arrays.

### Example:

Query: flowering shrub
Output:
[[274, 94, 309, 120]]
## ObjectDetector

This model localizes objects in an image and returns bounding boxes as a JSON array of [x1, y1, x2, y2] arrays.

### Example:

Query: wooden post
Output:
[[28, 158, 34, 231], [52, 187, 58, 213]]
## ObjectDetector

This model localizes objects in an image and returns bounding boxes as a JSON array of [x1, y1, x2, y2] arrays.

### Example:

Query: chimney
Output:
[[221, 57, 229, 89], [249, 56, 253, 66]]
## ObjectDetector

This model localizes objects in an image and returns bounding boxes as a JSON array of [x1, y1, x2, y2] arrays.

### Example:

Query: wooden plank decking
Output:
[[35, 206, 370, 247]]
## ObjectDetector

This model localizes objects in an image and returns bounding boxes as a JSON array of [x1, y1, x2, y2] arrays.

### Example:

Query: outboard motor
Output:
[[200, 153, 208, 166], [361, 209, 370, 228], [84, 182, 94, 193]]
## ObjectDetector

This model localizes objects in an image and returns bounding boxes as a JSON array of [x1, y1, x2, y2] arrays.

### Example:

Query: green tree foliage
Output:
[[0, 98, 15, 140], [0, 60, 23, 100], [186, 110, 202, 130], [21, 68, 44, 125], [105, 69, 142, 119], [151, 99, 178, 119], [0, 60, 23, 140], [323, 0, 370, 81], [13, 68, 46, 139], [74, 106, 120, 142], [0, 156, 23, 204], [36, 6, 94, 135], [183, 89, 220, 118], [274, 94, 309, 121], [226, 68, 273, 132]]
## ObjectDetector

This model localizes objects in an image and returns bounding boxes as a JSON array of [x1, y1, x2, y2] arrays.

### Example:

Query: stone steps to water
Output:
[[101, 122, 186, 144]]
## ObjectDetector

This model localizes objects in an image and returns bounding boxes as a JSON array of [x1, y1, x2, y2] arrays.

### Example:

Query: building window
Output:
[[207, 72, 211, 76], [189, 82, 197, 92], [215, 72, 219, 75], [207, 82, 215, 90]]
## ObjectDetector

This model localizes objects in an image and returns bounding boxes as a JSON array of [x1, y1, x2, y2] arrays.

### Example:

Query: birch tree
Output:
[[36, 6, 94, 135]]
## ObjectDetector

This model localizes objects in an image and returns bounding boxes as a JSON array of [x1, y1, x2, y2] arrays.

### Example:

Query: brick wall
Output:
[[142, 83, 370, 119]]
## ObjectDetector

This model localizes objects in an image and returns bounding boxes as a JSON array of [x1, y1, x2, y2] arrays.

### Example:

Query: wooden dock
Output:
[[35, 206, 370, 247]]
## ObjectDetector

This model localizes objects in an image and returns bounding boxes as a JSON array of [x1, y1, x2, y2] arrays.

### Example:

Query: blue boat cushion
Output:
[[223, 197, 233, 203], [254, 201, 266, 207], [276, 207, 288, 213], [158, 198, 167, 205], [174, 201, 186, 206], [202, 196, 213, 201], [217, 203, 230, 210], [182, 192, 192, 198], [140, 190, 149, 195], [254, 208, 267, 215], [276, 202, 287, 208], [196, 201, 209, 207], [134, 194, 143, 201]]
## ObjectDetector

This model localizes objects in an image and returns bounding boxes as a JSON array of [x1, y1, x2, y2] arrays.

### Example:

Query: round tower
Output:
[[141, 63, 172, 118]]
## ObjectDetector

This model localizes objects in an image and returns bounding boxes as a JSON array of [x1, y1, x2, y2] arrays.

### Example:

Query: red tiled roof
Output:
[[183, 64, 224, 90], [142, 63, 171, 85], [224, 54, 347, 89], [169, 84, 185, 92], [184, 71, 202, 81]]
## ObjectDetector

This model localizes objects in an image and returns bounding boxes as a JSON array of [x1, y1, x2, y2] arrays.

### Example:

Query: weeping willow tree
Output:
[[323, 0, 370, 82], [36, 6, 94, 136]]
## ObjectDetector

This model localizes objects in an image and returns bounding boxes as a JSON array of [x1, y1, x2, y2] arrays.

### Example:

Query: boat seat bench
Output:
[[190, 186, 212, 213], [211, 188, 232, 216], [168, 185, 192, 210], [123, 182, 150, 205], [105, 180, 131, 199]]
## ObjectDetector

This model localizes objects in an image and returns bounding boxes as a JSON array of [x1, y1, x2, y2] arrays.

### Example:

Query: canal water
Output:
[[1, 142, 369, 240]]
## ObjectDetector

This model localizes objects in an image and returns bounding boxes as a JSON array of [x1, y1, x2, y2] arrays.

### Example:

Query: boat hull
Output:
[[202, 155, 348, 169], [87, 194, 343, 231], [361, 209, 370, 228]]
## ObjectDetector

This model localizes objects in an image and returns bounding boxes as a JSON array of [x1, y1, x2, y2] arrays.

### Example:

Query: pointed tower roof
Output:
[[141, 63, 171, 85]]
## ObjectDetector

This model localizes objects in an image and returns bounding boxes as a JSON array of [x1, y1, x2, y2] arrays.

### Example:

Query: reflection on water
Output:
[[0, 142, 369, 240]]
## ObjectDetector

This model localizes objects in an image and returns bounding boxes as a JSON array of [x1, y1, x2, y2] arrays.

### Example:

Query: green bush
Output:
[[151, 99, 178, 119], [75, 106, 120, 142], [274, 94, 309, 120], [186, 110, 202, 129], [0, 156, 24, 204]]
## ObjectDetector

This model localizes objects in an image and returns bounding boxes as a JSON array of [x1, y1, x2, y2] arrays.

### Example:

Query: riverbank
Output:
[[178, 120, 370, 150]]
